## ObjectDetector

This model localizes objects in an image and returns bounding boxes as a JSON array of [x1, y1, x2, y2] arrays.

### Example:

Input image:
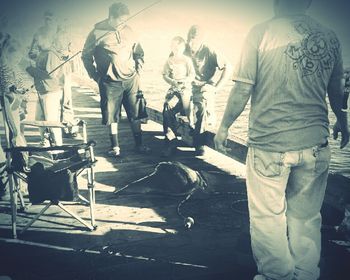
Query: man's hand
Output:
[[333, 119, 350, 149], [201, 84, 216, 101], [192, 80, 204, 87], [214, 127, 229, 154], [172, 81, 186, 92], [135, 59, 143, 74]]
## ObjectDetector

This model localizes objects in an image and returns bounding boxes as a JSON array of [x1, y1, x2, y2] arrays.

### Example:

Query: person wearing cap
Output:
[[214, 0, 349, 279], [185, 25, 232, 156], [28, 11, 64, 146], [82, 2, 150, 158]]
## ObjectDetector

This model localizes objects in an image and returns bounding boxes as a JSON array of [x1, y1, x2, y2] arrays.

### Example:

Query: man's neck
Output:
[[172, 53, 184, 60], [275, 6, 307, 17], [191, 44, 204, 56]]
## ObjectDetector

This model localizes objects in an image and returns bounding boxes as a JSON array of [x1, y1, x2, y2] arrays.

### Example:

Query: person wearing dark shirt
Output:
[[185, 25, 232, 156]]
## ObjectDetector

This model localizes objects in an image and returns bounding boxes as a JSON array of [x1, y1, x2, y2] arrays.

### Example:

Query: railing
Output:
[[146, 105, 248, 164]]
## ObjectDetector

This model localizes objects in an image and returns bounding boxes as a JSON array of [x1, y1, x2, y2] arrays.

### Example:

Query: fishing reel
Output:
[[9, 85, 27, 95]]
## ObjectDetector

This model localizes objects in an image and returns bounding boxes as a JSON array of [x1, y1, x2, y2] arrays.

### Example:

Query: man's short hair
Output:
[[109, 2, 130, 19], [187, 25, 204, 41], [275, 0, 312, 9], [44, 10, 55, 19]]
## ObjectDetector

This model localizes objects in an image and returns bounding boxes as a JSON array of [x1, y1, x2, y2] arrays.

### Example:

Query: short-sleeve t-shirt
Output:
[[232, 15, 343, 152], [185, 44, 226, 83], [163, 55, 195, 81]]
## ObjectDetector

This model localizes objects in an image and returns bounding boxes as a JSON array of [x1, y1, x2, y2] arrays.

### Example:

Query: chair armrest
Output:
[[5, 140, 97, 153], [47, 158, 91, 173], [21, 120, 66, 128], [22, 119, 87, 128]]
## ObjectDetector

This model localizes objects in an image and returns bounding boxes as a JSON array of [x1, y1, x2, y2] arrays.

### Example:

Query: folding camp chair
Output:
[[1, 92, 97, 239]]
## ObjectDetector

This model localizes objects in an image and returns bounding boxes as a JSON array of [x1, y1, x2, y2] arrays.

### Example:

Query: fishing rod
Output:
[[8, 0, 163, 94], [7, 0, 162, 145], [20, 50, 83, 95], [16, 0, 163, 95]]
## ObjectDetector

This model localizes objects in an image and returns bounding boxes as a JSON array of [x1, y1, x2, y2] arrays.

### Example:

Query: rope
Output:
[[113, 171, 157, 195]]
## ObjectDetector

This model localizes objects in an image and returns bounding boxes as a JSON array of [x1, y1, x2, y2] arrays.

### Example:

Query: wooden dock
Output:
[[0, 84, 349, 280]]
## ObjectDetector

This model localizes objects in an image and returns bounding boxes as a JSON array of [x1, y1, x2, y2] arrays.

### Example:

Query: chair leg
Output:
[[13, 173, 30, 211], [9, 174, 17, 239], [15, 178, 26, 211], [88, 187, 95, 228], [78, 194, 89, 205], [82, 121, 88, 143], [17, 190, 26, 210], [21, 202, 52, 234], [87, 167, 96, 228], [57, 202, 94, 231]]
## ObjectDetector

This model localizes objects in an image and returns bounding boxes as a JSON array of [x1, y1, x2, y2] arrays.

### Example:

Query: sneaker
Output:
[[107, 146, 121, 158], [70, 132, 83, 140], [253, 276, 267, 280], [63, 131, 81, 139], [39, 139, 50, 147], [135, 145, 151, 154], [253, 275, 289, 280], [195, 145, 205, 156]]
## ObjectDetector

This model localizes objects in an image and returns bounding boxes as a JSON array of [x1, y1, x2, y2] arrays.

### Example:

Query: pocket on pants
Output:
[[314, 145, 331, 174], [253, 148, 283, 177]]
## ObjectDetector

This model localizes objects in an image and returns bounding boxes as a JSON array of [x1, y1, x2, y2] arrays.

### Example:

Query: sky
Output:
[[0, 0, 349, 68]]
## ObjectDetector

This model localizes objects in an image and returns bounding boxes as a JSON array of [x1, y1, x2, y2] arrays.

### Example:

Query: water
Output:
[[144, 76, 350, 178], [215, 93, 350, 178]]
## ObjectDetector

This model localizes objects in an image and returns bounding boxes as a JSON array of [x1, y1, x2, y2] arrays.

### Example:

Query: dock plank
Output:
[[0, 83, 349, 280]]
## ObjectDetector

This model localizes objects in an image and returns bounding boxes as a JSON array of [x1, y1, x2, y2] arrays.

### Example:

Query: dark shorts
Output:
[[98, 75, 140, 125]]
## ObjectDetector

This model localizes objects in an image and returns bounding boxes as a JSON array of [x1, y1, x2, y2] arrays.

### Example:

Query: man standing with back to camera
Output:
[[82, 2, 150, 158], [215, 0, 349, 279]]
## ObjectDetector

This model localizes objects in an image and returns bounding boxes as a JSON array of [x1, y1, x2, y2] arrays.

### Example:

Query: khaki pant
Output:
[[36, 90, 63, 146], [192, 85, 216, 147], [162, 87, 192, 141]]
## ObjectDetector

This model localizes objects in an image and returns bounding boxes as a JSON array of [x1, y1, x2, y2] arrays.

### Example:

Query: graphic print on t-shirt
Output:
[[285, 20, 340, 77]]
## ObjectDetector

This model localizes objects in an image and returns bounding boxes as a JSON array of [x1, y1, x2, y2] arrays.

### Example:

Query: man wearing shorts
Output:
[[82, 2, 150, 157]]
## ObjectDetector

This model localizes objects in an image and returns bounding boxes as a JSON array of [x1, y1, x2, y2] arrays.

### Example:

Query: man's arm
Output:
[[214, 24, 261, 152], [81, 30, 99, 82], [28, 34, 40, 60], [201, 60, 233, 94], [215, 61, 233, 92], [162, 61, 180, 89], [214, 81, 253, 152], [162, 74, 177, 88], [328, 76, 349, 149], [133, 42, 144, 74]]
